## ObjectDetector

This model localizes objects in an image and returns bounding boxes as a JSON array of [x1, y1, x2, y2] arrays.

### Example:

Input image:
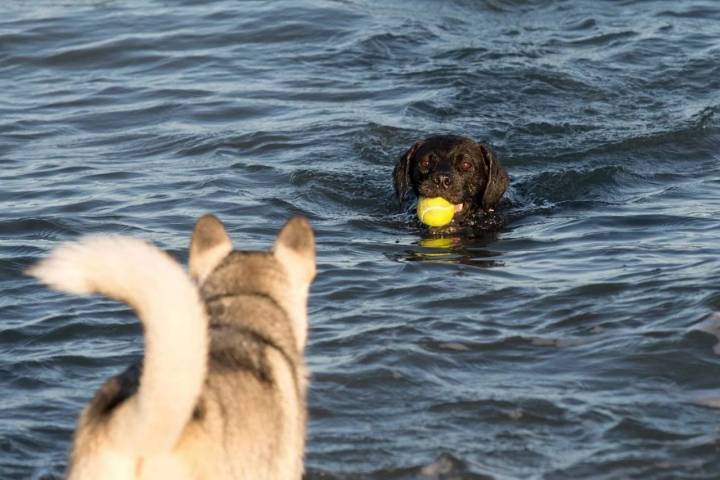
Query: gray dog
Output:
[[29, 214, 315, 480]]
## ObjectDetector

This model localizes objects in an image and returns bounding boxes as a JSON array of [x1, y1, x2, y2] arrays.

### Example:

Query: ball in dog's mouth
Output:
[[417, 197, 464, 227]]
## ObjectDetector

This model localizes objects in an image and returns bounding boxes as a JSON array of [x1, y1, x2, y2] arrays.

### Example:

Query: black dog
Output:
[[393, 135, 509, 229]]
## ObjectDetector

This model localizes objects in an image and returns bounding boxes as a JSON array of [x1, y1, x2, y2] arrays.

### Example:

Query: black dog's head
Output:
[[393, 135, 509, 224]]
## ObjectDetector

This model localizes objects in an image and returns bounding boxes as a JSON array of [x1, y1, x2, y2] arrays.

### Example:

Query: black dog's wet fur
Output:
[[393, 135, 509, 234]]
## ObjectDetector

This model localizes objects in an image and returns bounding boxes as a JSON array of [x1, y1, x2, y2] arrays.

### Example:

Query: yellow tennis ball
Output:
[[417, 197, 454, 227]]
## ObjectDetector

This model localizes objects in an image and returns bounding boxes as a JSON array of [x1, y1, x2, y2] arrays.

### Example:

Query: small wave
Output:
[[307, 453, 493, 480], [0, 217, 75, 238], [690, 313, 720, 355], [514, 165, 643, 206], [657, 6, 720, 20], [565, 30, 637, 48]]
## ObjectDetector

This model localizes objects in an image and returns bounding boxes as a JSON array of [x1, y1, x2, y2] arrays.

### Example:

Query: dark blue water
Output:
[[2, 0, 720, 478]]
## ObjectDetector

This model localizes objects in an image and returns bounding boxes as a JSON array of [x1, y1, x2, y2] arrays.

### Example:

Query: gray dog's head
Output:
[[189, 214, 316, 350], [393, 135, 509, 222]]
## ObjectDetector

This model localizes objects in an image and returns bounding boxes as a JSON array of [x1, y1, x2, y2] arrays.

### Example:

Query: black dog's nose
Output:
[[434, 174, 451, 189]]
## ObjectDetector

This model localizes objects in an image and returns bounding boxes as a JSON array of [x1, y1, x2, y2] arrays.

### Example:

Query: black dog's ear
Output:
[[393, 140, 424, 202], [478, 144, 509, 212]]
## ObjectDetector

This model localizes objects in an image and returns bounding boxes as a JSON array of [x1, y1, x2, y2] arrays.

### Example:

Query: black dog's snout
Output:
[[433, 173, 452, 190]]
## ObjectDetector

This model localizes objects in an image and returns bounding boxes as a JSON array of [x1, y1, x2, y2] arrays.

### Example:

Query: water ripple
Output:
[[3, 0, 720, 479]]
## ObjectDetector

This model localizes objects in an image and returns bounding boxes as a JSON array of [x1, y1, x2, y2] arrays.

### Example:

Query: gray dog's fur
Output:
[[29, 214, 316, 480]]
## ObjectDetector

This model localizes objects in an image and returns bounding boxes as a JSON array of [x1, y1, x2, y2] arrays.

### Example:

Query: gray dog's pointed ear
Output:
[[189, 214, 233, 283], [478, 144, 509, 212], [393, 140, 424, 202], [274, 216, 316, 283]]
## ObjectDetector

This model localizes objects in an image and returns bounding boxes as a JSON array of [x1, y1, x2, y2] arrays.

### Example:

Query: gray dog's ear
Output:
[[393, 140, 424, 202], [274, 216, 316, 284], [189, 214, 233, 283], [478, 144, 509, 212]]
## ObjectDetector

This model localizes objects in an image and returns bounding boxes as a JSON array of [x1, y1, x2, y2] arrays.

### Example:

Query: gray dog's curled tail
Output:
[[27, 235, 208, 455]]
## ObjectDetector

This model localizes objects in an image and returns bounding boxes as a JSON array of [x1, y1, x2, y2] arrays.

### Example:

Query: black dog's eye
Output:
[[461, 160, 472, 171], [420, 156, 431, 169]]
